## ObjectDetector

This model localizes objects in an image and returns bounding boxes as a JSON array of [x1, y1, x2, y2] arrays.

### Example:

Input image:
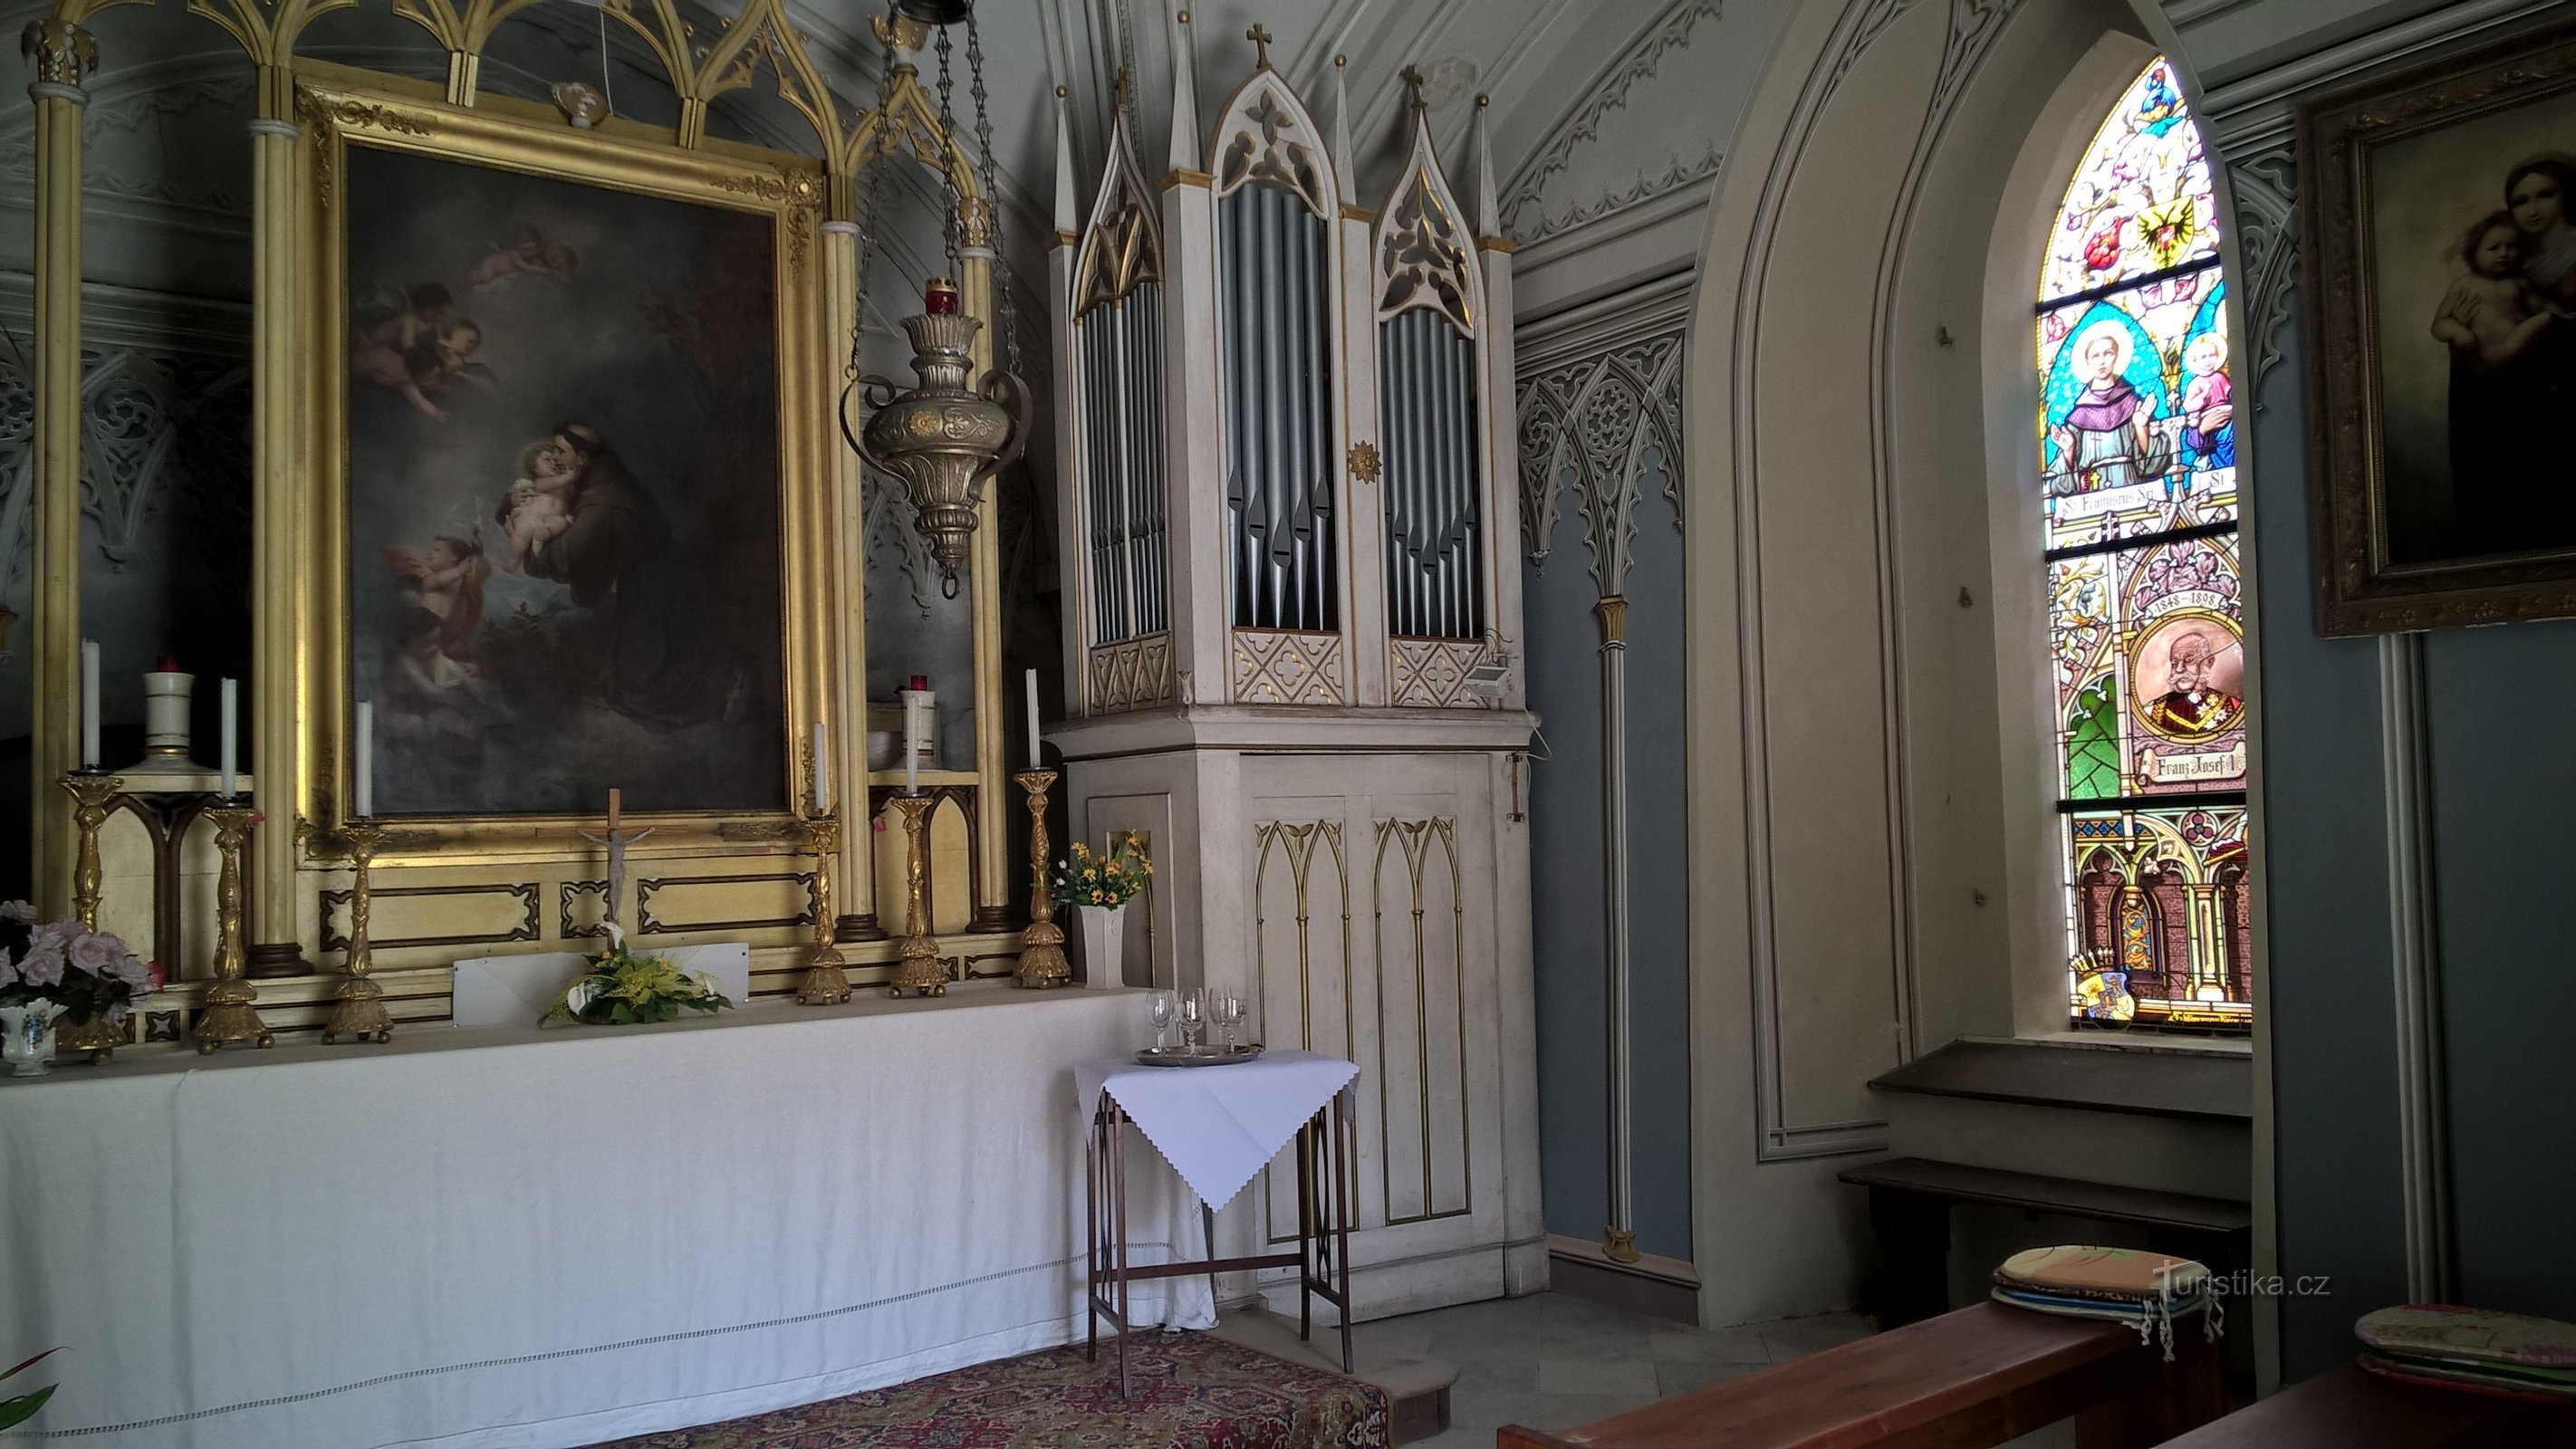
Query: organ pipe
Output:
[[1051, 43, 1514, 714]]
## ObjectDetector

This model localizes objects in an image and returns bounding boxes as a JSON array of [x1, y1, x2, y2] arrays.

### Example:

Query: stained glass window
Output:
[[2037, 59, 2248, 1030]]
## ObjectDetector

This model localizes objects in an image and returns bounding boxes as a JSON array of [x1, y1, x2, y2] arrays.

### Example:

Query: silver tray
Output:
[[1133, 1043, 1265, 1068]]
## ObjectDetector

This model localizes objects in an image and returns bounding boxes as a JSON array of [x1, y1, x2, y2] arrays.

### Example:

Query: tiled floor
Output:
[[1346, 1292, 1874, 1447]]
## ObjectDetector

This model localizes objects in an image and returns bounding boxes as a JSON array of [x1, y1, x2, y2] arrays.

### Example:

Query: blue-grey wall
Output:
[[1530, 498, 1612, 1247], [2207, 4, 2576, 1376], [1525, 459, 1693, 1263]]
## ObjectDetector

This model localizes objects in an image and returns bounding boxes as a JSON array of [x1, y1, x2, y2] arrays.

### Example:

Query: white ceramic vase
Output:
[[2, 998, 62, 1077], [1076, 902, 1130, 989]]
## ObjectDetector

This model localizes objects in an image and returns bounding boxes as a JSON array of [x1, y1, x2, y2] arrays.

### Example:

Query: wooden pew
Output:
[[2154, 1360, 2571, 1447], [1496, 1300, 2220, 1448]]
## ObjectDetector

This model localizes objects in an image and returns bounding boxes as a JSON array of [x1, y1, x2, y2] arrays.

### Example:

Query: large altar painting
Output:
[[2302, 14, 2576, 632], [342, 144, 787, 818]]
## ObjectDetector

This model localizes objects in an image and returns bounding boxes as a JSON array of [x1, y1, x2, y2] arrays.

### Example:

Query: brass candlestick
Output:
[[191, 806, 274, 1054], [888, 794, 945, 996], [60, 772, 120, 930], [1013, 770, 1070, 989], [55, 773, 129, 1061], [322, 822, 393, 1044], [794, 815, 853, 1004]]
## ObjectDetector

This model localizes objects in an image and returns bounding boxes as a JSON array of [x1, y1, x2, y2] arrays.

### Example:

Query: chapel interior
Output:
[[4, 0, 2573, 1444]]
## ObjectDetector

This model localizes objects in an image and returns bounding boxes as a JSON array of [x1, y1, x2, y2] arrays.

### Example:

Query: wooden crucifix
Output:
[[577, 788, 653, 934]]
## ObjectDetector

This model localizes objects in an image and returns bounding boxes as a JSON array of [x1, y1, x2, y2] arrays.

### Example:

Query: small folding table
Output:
[[1076, 1048, 1360, 1398]]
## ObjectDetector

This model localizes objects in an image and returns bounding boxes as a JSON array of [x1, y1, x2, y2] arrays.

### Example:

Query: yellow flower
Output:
[[1090, 888, 1103, 902]]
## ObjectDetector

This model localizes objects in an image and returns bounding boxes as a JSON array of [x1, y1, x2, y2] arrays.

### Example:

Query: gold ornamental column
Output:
[[957, 210, 1010, 935], [21, 16, 95, 916], [822, 203, 881, 939], [245, 64, 310, 975]]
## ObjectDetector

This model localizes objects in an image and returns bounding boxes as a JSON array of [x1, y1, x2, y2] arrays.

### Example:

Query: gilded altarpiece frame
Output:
[[293, 72, 832, 851], [275, 71, 842, 988]]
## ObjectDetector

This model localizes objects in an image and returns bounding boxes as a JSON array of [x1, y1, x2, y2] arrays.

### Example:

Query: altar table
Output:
[[0, 986, 1207, 1448]]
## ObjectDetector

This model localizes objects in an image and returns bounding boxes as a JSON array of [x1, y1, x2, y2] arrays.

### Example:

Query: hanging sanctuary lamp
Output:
[[841, 0, 1029, 598]]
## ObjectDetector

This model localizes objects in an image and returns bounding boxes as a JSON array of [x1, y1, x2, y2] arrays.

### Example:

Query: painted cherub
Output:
[[493, 439, 577, 571], [351, 315, 489, 422], [2432, 209, 2555, 373], [468, 225, 582, 289], [359, 282, 453, 355], [383, 605, 508, 751], [384, 533, 488, 657]]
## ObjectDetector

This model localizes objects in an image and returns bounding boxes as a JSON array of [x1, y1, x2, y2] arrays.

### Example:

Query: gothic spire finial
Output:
[[1246, 24, 1274, 71], [1399, 64, 1427, 114]]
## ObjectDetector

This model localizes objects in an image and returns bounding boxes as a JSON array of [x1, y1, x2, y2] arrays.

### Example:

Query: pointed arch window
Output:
[[2039, 58, 2248, 1030]]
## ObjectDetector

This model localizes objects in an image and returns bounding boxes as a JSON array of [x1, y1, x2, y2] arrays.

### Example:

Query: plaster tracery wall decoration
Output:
[[0, 341, 252, 608], [1499, 0, 1725, 246], [1514, 325, 1684, 596]]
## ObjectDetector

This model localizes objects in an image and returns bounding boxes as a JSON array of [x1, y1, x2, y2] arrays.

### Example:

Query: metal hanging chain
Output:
[[965, 8, 1021, 381], [934, 22, 962, 281], [846, 132, 891, 379], [845, 0, 902, 380]]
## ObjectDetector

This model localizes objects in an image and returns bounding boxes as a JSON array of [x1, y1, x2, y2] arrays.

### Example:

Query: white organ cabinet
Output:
[[1046, 30, 1543, 1316]]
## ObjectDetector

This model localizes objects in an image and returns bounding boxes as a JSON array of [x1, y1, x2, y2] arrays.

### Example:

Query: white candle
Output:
[[903, 698, 920, 794], [811, 722, 830, 815], [354, 701, 375, 819], [219, 678, 238, 798], [1024, 668, 1042, 772], [80, 638, 100, 770]]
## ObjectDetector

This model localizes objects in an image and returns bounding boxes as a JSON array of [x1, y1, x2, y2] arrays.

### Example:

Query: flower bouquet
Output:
[[1049, 837, 1152, 910], [541, 925, 733, 1027], [1, 902, 152, 1073]]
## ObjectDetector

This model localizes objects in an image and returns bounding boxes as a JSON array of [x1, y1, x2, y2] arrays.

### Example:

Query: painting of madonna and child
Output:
[[2366, 87, 2576, 565], [343, 145, 787, 819]]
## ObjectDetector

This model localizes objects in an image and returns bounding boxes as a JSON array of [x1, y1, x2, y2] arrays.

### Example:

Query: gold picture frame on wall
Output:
[[2300, 14, 2576, 635], [294, 70, 833, 856]]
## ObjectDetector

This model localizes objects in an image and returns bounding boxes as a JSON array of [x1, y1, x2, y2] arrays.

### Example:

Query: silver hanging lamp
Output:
[[841, 0, 1029, 599]]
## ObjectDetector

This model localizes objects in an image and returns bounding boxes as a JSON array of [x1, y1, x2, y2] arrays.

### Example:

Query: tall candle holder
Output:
[[1013, 770, 1070, 989], [56, 772, 129, 1060], [322, 822, 394, 1044], [889, 794, 946, 996], [60, 772, 120, 930], [191, 805, 274, 1054], [794, 815, 853, 1004]]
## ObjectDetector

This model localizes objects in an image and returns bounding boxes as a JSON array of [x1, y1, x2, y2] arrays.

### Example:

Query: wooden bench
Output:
[[1495, 1299, 2222, 1448], [1838, 1156, 2252, 1326], [2155, 1360, 2572, 1446]]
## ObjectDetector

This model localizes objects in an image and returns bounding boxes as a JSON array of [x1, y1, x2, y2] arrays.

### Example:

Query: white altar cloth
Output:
[[1076, 1051, 1360, 1208], [0, 987, 1209, 1449]]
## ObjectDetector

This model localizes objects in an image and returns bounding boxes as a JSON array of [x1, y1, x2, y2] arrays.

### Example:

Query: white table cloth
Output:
[[0, 987, 1205, 1449], [1076, 1049, 1360, 1209]]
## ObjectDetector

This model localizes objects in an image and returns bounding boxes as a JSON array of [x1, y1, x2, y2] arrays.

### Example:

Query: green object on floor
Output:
[[593, 1330, 1389, 1448]]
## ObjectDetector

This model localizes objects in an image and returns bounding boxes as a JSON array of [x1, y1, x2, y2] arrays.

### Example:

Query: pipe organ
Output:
[[1048, 31, 1541, 1316]]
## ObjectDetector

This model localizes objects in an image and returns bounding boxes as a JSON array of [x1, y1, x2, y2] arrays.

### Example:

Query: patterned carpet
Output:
[[594, 1331, 1389, 1448]]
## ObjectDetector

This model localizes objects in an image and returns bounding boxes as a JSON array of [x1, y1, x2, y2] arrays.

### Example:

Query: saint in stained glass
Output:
[[2037, 59, 2249, 1030]]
